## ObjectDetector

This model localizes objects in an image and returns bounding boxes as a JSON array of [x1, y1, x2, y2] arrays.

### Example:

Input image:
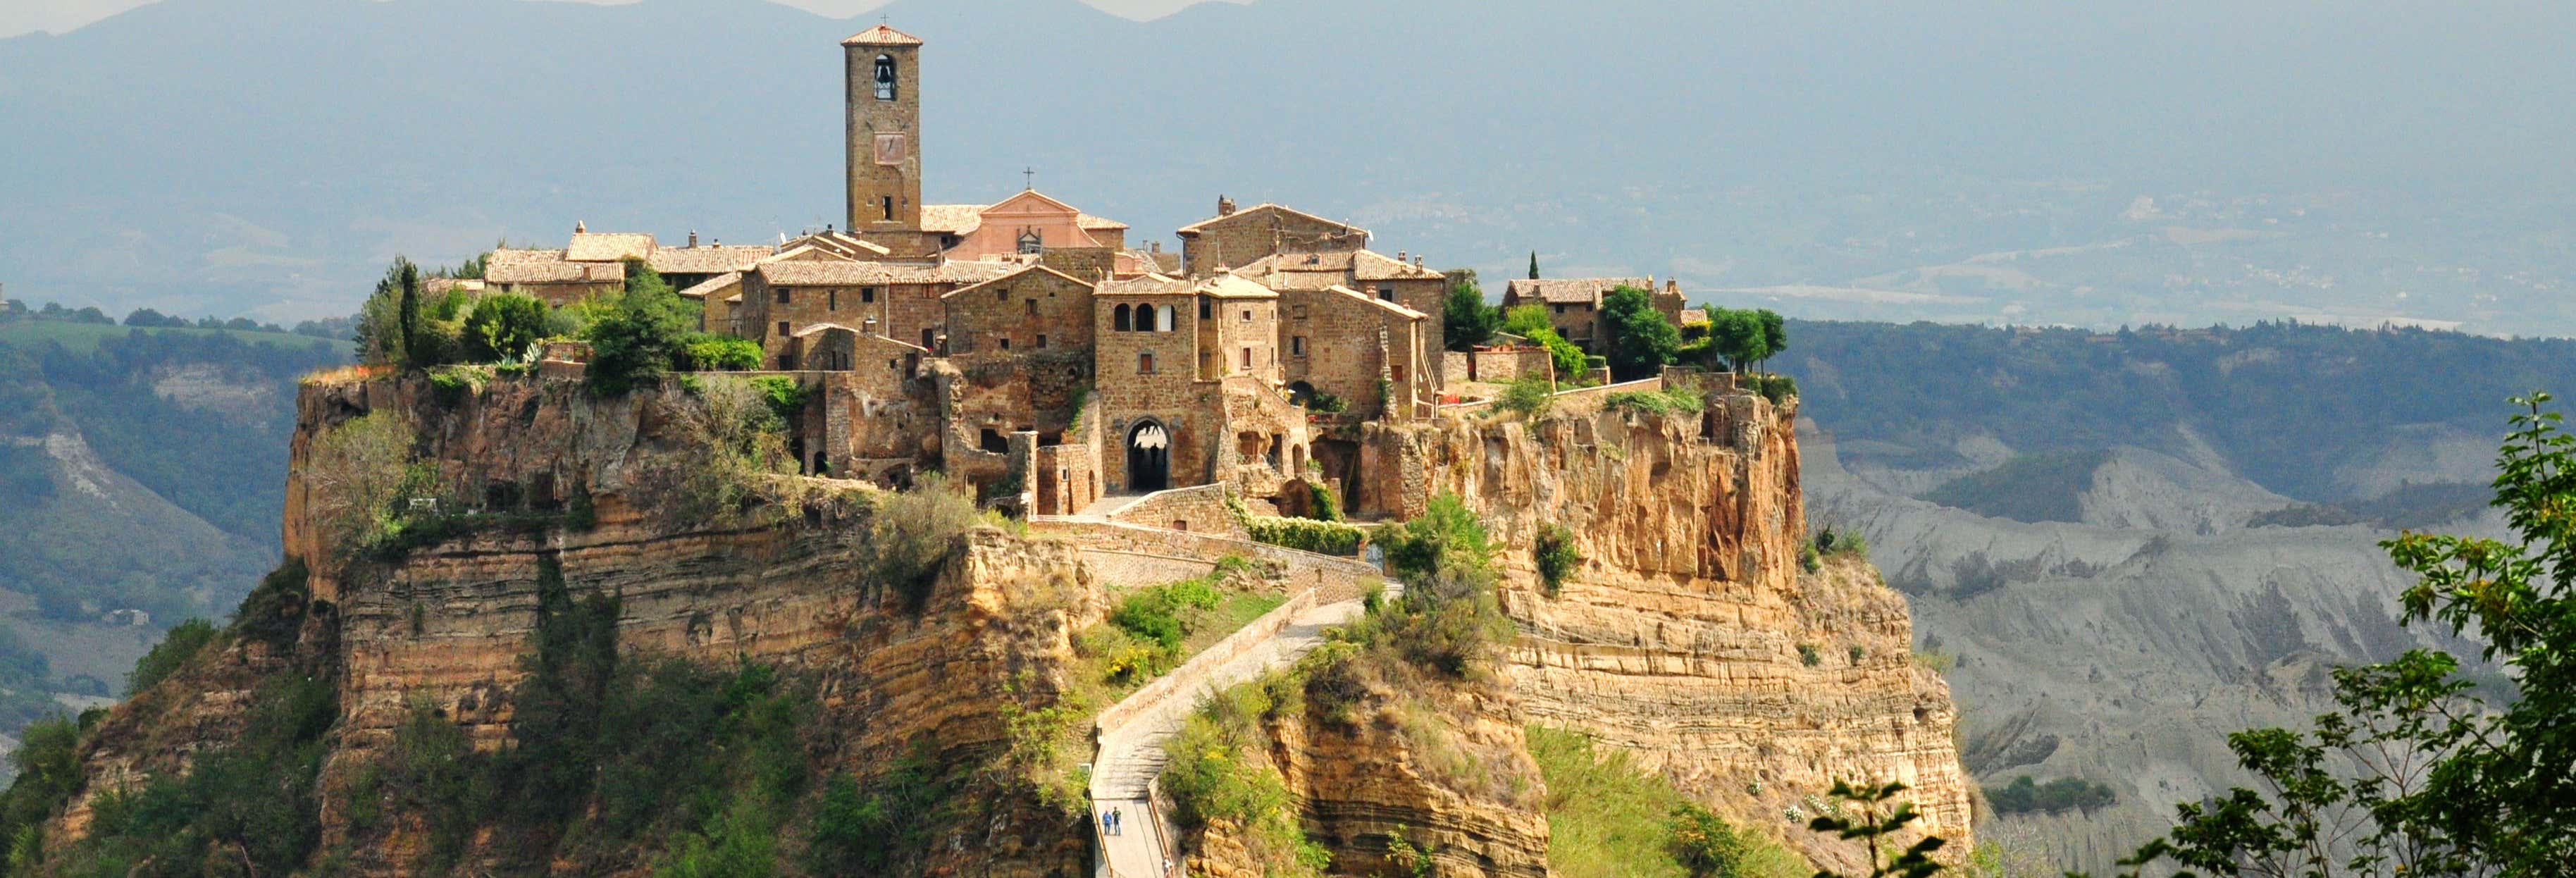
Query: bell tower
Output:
[[844, 24, 924, 237]]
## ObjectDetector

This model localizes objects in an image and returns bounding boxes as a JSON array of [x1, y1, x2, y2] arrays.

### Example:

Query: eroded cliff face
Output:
[[1366, 391, 1974, 872], [66, 373, 1111, 876]]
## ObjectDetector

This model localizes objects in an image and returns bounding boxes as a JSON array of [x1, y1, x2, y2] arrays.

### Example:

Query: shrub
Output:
[[1533, 524, 1580, 595], [1494, 376, 1554, 419], [426, 364, 484, 405], [1983, 774, 2115, 815], [866, 476, 982, 612], [1751, 373, 1797, 404], [304, 411, 418, 559], [807, 741, 955, 874], [1247, 516, 1366, 556], [1599, 285, 1679, 382], [1604, 386, 1704, 416], [1668, 803, 1753, 877], [127, 618, 220, 694], [747, 375, 811, 423], [1305, 390, 1348, 413], [1109, 579, 1225, 650], [462, 292, 549, 363], [681, 335, 762, 371], [1847, 644, 1865, 666], [1797, 643, 1821, 667], [1161, 679, 1330, 875], [584, 257, 698, 395]]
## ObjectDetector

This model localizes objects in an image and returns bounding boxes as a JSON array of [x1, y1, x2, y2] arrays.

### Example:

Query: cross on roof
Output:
[[1023, 166, 1036, 190]]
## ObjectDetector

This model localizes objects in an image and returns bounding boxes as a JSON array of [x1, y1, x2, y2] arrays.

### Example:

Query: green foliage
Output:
[[1247, 515, 1366, 555], [1750, 372, 1797, 404], [1501, 305, 1589, 378], [235, 555, 311, 650], [1527, 726, 1808, 878], [462, 292, 550, 364], [584, 257, 699, 395], [865, 476, 982, 612], [2246, 481, 2494, 531], [126, 618, 218, 694], [1529, 250, 1540, 280], [1533, 523, 1580, 595], [1600, 285, 1681, 381], [1917, 451, 2110, 524], [1982, 775, 2114, 816], [1810, 524, 1869, 561], [1802, 780, 1948, 878], [807, 741, 958, 874], [1495, 376, 1555, 419], [1161, 678, 1330, 876], [426, 363, 485, 405], [68, 672, 337, 875], [680, 334, 762, 371], [1606, 385, 1706, 416], [1304, 389, 1348, 413], [1354, 494, 1513, 679], [1704, 307, 1786, 374], [1798, 643, 1821, 667], [746, 375, 811, 423], [0, 716, 85, 867], [2103, 394, 2576, 877], [1110, 578, 1225, 651], [1444, 276, 1501, 352]]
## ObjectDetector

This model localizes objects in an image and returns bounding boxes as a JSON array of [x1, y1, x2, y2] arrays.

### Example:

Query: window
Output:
[[1240, 309, 1252, 323], [1138, 352, 1156, 373], [776, 288, 791, 304], [828, 290, 838, 311], [1156, 304, 1175, 331], [1292, 336, 1306, 357], [862, 286, 878, 303], [1024, 299, 1036, 316], [1036, 334, 1048, 349], [1200, 297, 1212, 319], [1240, 347, 1252, 369], [922, 328, 934, 349], [776, 321, 790, 336], [1380, 290, 1395, 302], [998, 337, 1011, 351], [881, 196, 895, 221], [874, 54, 897, 100], [1554, 304, 1566, 314], [1114, 304, 1132, 331], [1017, 229, 1042, 254]]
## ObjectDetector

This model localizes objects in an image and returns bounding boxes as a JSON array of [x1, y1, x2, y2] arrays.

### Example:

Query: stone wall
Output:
[[1029, 519, 1380, 596], [1179, 206, 1366, 276], [1467, 346, 1552, 383], [1101, 483, 1243, 537], [941, 266, 1096, 361]]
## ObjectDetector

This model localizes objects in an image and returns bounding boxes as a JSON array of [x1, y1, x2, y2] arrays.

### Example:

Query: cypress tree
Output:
[[1527, 250, 1540, 280]]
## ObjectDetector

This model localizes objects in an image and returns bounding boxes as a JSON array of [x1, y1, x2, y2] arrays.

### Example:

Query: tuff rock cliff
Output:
[[30, 374, 1967, 877]]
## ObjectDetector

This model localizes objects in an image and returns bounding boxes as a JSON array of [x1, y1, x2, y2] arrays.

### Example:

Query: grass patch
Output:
[[1528, 726, 1808, 878], [1604, 385, 1706, 416]]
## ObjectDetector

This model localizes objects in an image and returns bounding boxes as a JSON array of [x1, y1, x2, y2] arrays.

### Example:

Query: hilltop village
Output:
[[462, 23, 1703, 519]]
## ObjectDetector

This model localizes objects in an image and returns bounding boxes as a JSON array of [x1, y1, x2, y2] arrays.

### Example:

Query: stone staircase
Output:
[[1088, 579, 1389, 877]]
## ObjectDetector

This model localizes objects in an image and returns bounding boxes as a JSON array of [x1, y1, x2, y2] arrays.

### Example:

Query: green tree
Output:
[[1707, 309, 1771, 373], [354, 257, 419, 365], [2103, 394, 2576, 877], [584, 258, 698, 394], [1502, 305, 1586, 383], [1442, 276, 1499, 352], [1528, 250, 1540, 280], [1756, 309, 1787, 371], [1598, 285, 1680, 381], [461, 292, 550, 364]]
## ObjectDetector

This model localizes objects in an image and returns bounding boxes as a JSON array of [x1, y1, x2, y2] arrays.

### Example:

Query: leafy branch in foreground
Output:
[[1804, 780, 1945, 878]]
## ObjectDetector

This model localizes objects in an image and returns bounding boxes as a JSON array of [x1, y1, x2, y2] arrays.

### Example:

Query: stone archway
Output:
[[1126, 419, 1171, 492]]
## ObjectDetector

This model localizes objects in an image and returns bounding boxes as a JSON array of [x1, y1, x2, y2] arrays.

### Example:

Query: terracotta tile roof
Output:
[[1324, 284, 1428, 320], [485, 251, 624, 285], [1175, 202, 1368, 237], [1096, 274, 1194, 297], [1199, 275, 1278, 299], [564, 233, 657, 262], [921, 204, 985, 235], [648, 245, 774, 276], [753, 259, 1017, 286], [487, 248, 564, 265], [1348, 249, 1443, 281], [1232, 249, 1442, 290], [676, 272, 743, 300], [842, 24, 923, 46], [1680, 309, 1709, 325], [779, 231, 890, 258], [1504, 278, 1649, 305], [938, 264, 1091, 299]]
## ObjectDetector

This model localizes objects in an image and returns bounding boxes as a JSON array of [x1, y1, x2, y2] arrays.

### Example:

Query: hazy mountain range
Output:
[[5, 0, 2576, 334]]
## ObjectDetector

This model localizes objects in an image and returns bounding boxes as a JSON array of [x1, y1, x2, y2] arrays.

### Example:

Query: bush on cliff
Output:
[[462, 292, 550, 364], [126, 617, 219, 694], [584, 257, 699, 395], [1494, 376, 1555, 419], [865, 474, 982, 612], [1533, 523, 1581, 595], [1161, 677, 1332, 875], [681, 334, 762, 371], [1246, 515, 1366, 556], [1528, 726, 1807, 878]]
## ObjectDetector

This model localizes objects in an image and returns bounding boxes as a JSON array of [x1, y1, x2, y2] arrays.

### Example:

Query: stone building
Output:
[[1232, 248, 1450, 386], [924, 190, 1130, 261], [486, 226, 772, 307], [1175, 199, 1369, 276], [1501, 276, 1687, 351], [738, 259, 1018, 366]]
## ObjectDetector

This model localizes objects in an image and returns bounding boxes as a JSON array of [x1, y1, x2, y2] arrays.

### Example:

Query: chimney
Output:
[[1217, 195, 1237, 217], [688, 230, 699, 248], [1664, 278, 1680, 295], [1415, 255, 1425, 269], [1151, 241, 1161, 253], [863, 315, 880, 336], [1397, 249, 1407, 263], [575, 220, 586, 234]]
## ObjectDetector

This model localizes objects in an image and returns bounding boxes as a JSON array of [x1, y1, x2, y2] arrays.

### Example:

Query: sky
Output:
[[0, 0, 1241, 37]]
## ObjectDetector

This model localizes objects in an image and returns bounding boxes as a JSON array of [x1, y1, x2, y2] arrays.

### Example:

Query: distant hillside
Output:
[[6, 0, 2576, 333], [1786, 319, 2544, 872], [0, 318, 340, 729]]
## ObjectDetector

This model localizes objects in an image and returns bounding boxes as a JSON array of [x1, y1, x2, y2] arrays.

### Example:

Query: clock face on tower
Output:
[[873, 132, 908, 166]]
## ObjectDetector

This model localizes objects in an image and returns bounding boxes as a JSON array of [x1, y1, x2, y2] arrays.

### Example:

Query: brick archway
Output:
[[1126, 419, 1170, 492]]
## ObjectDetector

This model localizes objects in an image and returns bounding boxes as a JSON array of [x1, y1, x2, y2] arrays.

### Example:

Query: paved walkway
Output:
[[1089, 595, 1379, 877]]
